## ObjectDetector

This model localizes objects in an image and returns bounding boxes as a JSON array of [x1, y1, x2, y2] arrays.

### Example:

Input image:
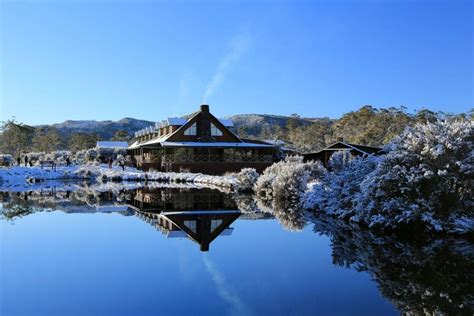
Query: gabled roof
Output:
[[130, 105, 265, 149], [306, 141, 382, 155], [165, 105, 243, 143]]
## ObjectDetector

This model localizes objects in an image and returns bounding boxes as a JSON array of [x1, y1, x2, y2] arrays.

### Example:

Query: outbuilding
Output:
[[303, 139, 382, 167]]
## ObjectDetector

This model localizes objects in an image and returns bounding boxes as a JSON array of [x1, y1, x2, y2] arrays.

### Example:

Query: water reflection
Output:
[[1, 182, 472, 314], [311, 213, 474, 315], [130, 188, 241, 251]]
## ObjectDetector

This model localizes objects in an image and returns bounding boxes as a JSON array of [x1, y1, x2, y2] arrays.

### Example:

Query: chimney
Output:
[[200, 104, 210, 114], [198, 104, 213, 142]]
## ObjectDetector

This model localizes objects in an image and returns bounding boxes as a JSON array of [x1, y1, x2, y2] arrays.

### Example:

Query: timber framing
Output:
[[129, 105, 277, 174]]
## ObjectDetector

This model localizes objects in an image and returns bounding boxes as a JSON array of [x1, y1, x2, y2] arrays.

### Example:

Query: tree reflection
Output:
[[254, 194, 307, 231], [311, 213, 474, 315]]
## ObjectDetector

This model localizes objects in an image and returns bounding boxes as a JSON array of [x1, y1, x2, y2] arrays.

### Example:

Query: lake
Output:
[[1, 183, 472, 315]]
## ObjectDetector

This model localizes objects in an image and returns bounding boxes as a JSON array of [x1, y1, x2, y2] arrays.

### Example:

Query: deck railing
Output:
[[136, 154, 273, 164]]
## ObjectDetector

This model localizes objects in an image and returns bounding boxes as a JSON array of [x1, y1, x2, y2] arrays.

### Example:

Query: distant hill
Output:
[[227, 114, 332, 136], [36, 117, 155, 140], [34, 114, 325, 140], [229, 114, 312, 129]]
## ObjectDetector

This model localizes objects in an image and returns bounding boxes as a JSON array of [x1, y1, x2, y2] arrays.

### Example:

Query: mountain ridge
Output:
[[34, 114, 314, 140]]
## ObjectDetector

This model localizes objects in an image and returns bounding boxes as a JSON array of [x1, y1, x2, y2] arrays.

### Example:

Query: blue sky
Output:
[[1, 0, 472, 125]]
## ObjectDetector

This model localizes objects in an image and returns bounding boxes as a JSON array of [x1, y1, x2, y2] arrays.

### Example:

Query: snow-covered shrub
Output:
[[234, 168, 259, 192], [0, 154, 14, 167], [304, 154, 380, 219], [75, 165, 102, 179], [327, 150, 352, 172], [25, 152, 46, 165], [255, 156, 325, 200], [96, 147, 114, 161], [254, 156, 326, 231], [115, 154, 125, 165], [232, 193, 259, 213], [114, 147, 128, 158], [85, 148, 98, 162], [73, 149, 87, 164], [355, 119, 473, 233], [44, 150, 72, 165], [86, 147, 127, 163]]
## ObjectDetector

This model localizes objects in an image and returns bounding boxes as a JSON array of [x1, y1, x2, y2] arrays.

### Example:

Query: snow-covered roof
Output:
[[131, 107, 237, 147], [96, 141, 129, 148], [136, 133, 175, 147], [128, 140, 140, 149]]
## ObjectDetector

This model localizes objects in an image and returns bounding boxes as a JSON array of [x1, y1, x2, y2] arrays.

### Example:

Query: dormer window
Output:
[[211, 123, 223, 136], [184, 122, 197, 136]]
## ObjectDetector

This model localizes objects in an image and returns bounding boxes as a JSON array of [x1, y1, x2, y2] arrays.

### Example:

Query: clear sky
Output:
[[0, 0, 472, 125]]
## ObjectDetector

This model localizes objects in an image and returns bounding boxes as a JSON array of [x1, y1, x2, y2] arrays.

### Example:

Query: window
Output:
[[184, 122, 197, 136], [211, 123, 223, 136], [184, 220, 197, 233], [211, 219, 223, 232]]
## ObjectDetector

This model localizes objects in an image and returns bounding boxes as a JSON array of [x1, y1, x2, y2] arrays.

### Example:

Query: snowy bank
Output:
[[0, 164, 252, 193]]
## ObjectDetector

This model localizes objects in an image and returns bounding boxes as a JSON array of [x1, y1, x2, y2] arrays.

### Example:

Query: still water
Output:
[[1, 183, 472, 315]]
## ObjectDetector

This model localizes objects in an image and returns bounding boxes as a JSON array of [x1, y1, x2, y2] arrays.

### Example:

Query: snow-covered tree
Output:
[[85, 148, 98, 162], [254, 156, 326, 231], [304, 152, 380, 220], [234, 168, 259, 192], [327, 150, 352, 172], [355, 119, 473, 233]]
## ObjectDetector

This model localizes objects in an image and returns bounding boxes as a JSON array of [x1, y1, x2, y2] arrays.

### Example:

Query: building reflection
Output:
[[128, 188, 241, 251]]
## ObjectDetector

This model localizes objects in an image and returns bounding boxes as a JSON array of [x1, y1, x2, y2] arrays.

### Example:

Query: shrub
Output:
[[234, 168, 259, 192], [0, 154, 14, 167], [254, 156, 326, 231], [355, 119, 473, 233], [85, 148, 98, 162]]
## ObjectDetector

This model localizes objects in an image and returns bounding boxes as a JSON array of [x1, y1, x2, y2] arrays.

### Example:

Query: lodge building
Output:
[[129, 105, 277, 174]]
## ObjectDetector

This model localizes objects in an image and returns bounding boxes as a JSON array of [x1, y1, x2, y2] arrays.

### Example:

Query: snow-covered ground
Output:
[[0, 164, 241, 192]]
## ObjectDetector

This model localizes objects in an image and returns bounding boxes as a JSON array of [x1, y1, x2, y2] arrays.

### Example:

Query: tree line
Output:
[[1, 106, 471, 156], [0, 119, 131, 157], [235, 106, 472, 152]]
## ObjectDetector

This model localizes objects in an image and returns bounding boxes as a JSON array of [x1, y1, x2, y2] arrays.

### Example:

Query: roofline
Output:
[[160, 141, 274, 148], [207, 111, 242, 143], [339, 142, 371, 155], [347, 143, 383, 150], [304, 141, 381, 155]]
